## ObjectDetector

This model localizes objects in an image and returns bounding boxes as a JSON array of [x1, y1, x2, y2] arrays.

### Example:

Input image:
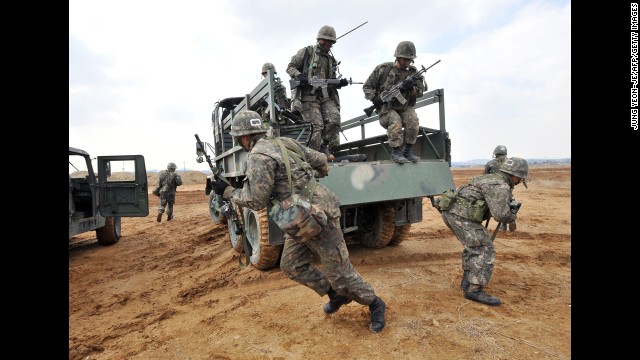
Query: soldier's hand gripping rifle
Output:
[[289, 77, 363, 98], [364, 59, 441, 117], [491, 197, 522, 241]]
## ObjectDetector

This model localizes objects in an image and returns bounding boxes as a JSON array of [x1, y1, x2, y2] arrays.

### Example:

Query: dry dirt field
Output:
[[69, 165, 571, 360]]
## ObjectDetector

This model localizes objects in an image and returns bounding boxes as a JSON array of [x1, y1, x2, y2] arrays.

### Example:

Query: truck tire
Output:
[[358, 205, 395, 248], [227, 202, 244, 253], [244, 208, 282, 270], [388, 224, 412, 246], [210, 193, 227, 225], [96, 216, 121, 245]]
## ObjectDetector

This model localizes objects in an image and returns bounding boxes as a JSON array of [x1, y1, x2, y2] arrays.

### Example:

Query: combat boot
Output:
[[167, 214, 173, 221], [323, 288, 352, 314], [460, 270, 470, 291], [320, 142, 336, 161], [464, 284, 501, 306], [391, 147, 410, 164], [157, 212, 163, 223], [368, 296, 386, 333], [402, 144, 420, 163]]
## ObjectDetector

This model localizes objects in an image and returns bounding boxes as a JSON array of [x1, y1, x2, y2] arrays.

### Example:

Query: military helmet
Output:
[[493, 145, 507, 156], [317, 25, 337, 42], [261, 62, 276, 75], [229, 110, 267, 137], [500, 157, 528, 179], [394, 41, 417, 59], [167, 162, 177, 171]]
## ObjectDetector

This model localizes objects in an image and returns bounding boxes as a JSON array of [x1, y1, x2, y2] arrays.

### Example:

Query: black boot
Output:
[[368, 296, 386, 333], [460, 270, 470, 291], [402, 144, 420, 163], [391, 147, 410, 164], [323, 288, 352, 314], [464, 285, 501, 306], [320, 142, 336, 161], [156, 212, 163, 223], [167, 214, 173, 221]]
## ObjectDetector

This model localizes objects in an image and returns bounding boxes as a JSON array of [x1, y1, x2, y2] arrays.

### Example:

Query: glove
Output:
[[371, 96, 384, 107], [298, 74, 309, 86], [400, 78, 414, 92], [337, 78, 349, 88], [508, 221, 517, 232], [213, 179, 229, 196]]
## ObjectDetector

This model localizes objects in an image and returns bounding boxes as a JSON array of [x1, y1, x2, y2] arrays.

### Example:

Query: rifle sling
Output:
[[271, 138, 317, 204]]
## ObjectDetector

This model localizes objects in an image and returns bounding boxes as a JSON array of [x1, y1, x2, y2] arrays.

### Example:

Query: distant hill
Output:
[[451, 158, 570, 168]]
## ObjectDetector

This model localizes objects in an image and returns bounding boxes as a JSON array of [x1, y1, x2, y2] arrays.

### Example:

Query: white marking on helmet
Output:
[[249, 118, 262, 127]]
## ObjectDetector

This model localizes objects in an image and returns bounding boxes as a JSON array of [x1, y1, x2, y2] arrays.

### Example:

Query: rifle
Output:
[[363, 59, 441, 117], [491, 197, 522, 241], [289, 77, 363, 98]]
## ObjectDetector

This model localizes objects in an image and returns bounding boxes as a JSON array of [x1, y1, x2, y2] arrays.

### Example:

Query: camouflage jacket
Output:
[[363, 62, 426, 111], [447, 172, 516, 224], [484, 155, 507, 174], [158, 170, 182, 195], [225, 136, 341, 220], [286, 44, 340, 103]]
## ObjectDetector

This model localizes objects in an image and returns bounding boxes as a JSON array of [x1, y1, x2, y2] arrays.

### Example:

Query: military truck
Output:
[[194, 69, 454, 270], [69, 147, 149, 245]]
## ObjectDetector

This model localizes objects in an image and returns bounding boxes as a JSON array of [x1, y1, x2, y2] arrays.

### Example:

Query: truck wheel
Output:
[[388, 224, 412, 246], [244, 208, 282, 270], [227, 202, 244, 253], [96, 216, 121, 245], [358, 205, 395, 248], [209, 193, 227, 225]]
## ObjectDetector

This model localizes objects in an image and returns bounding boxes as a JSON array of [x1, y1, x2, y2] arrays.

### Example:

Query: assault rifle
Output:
[[289, 77, 363, 98], [363, 59, 441, 117], [491, 197, 522, 241]]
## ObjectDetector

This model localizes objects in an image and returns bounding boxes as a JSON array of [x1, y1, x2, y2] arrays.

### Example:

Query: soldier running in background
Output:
[[484, 145, 508, 174], [154, 162, 182, 222]]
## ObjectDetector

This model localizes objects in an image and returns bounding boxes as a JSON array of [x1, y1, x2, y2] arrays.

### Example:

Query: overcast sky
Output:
[[69, 0, 571, 172]]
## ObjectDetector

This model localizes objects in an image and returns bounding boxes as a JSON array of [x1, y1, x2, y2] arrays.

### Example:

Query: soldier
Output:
[[211, 111, 387, 333], [286, 25, 350, 161], [363, 41, 426, 164], [258, 62, 292, 126], [440, 157, 528, 306], [484, 145, 508, 174], [155, 162, 182, 222]]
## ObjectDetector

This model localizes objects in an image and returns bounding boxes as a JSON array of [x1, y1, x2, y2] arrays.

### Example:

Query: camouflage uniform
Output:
[[258, 63, 292, 126], [286, 27, 342, 153], [363, 41, 426, 163], [157, 164, 182, 222], [484, 145, 508, 174], [484, 155, 507, 174], [223, 135, 378, 305]]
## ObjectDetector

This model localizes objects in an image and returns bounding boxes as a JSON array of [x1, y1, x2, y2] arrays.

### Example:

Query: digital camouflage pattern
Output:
[[157, 169, 182, 218], [441, 171, 518, 287], [363, 62, 426, 148], [223, 135, 378, 305], [484, 155, 507, 174], [268, 194, 327, 242], [287, 44, 341, 151]]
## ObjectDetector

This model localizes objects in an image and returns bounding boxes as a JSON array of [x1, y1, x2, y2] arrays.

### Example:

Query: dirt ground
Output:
[[69, 165, 571, 360]]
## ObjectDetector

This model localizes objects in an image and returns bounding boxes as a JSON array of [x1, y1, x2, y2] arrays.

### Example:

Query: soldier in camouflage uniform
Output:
[[441, 157, 528, 306], [156, 162, 182, 222], [212, 110, 386, 333], [484, 145, 508, 174], [258, 62, 293, 126], [363, 41, 426, 164], [286, 25, 350, 161]]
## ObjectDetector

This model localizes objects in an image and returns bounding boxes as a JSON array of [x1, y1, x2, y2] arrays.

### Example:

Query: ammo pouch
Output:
[[436, 189, 457, 211], [467, 199, 488, 222], [267, 138, 327, 242]]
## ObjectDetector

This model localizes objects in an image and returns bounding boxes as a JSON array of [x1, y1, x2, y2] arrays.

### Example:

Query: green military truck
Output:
[[194, 69, 454, 270], [69, 147, 149, 245]]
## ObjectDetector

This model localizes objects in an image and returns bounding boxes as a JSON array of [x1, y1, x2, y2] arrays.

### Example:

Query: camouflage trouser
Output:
[[158, 193, 176, 217], [300, 97, 341, 151], [280, 216, 376, 305], [442, 211, 496, 286], [378, 107, 419, 148]]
